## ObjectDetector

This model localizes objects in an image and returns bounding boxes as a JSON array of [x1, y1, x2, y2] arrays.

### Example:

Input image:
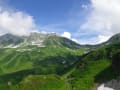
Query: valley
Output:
[[0, 33, 119, 90]]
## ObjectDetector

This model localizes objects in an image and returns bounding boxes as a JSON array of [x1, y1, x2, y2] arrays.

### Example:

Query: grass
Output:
[[0, 46, 85, 90], [69, 59, 111, 90], [0, 41, 119, 90], [0, 46, 85, 75], [8, 75, 67, 90], [69, 42, 120, 90]]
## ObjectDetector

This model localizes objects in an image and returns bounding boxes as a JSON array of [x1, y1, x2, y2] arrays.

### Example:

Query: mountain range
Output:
[[0, 32, 119, 90], [0, 32, 120, 48], [0, 33, 83, 50]]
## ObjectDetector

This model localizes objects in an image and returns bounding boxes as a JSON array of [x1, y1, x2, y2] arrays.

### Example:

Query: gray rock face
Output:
[[0, 33, 24, 46], [98, 79, 120, 90], [0, 32, 82, 48], [0, 32, 55, 47], [104, 79, 120, 90]]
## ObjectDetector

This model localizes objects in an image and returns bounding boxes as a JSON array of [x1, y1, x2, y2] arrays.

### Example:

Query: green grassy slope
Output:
[[68, 41, 120, 90], [13, 75, 67, 90], [0, 42, 119, 90], [0, 75, 67, 90], [44, 35, 81, 49], [0, 46, 85, 75], [0, 34, 119, 90], [0, 45, 85, 90]]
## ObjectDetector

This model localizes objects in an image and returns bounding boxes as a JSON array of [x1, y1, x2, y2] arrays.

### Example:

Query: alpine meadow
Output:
[[0, 0, 119, 90]]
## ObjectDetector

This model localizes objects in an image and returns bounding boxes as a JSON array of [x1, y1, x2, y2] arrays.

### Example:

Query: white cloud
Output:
[[97, 35, 110, 43], [71, 38, 79, 43], [77, 35, 111, 45], [0, 6, 36, 36], [61, 32, 71, 39], [80, 0, 120, 44], [61, 32, 79, 43]]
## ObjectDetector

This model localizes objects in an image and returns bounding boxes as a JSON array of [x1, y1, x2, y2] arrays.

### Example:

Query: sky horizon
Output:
[[0, 0, 119, 44]]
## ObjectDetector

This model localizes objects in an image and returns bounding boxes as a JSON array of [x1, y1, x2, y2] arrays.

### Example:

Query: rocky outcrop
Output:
[[97, 79, 120, 90]]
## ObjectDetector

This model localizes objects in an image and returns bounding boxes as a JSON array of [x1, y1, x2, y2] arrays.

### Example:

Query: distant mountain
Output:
[[0, 32, 82, 49], [24, 32, 48, 47], [86, 33, 120, 48], [68, 38, 120, 90], [0, 33, 24, 46], [0, 32, 120, 49], [43, 34, 81, 49], [0, 32, 119, 90]]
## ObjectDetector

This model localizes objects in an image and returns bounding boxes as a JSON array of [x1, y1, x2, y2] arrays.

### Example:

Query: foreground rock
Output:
[[97, 79, 120, 90]]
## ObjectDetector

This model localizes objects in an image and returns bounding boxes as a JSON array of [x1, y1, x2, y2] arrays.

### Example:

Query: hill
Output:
[[83, 33, 120, 49], [68, 41, 120, 90], [2, 74, 67, 90], [0, 32, 84, 49], [0, 33, 119, 90], [0, 34, 24, 46]]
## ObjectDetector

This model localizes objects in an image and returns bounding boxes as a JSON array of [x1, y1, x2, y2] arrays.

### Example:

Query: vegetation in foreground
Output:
[[0, 46, 84, 90], [69, 41, 120, 90], [0, 34, 119, 90]]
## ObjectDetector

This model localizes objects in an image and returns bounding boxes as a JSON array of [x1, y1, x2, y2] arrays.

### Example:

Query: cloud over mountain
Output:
[[0, 6, 36, 36]]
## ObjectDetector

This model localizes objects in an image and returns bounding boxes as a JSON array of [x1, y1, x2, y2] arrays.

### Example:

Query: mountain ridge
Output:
[[0, 32, 119, 90], [0, 32, 83, 49], [0, 32, 120, 49]]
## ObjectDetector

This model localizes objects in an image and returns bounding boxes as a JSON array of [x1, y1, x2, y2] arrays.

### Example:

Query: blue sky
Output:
[[0, 0, 119, 44], [6, 0, 91, 43], [7, 0, 89, 34], [8, 0, 88, 24]]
